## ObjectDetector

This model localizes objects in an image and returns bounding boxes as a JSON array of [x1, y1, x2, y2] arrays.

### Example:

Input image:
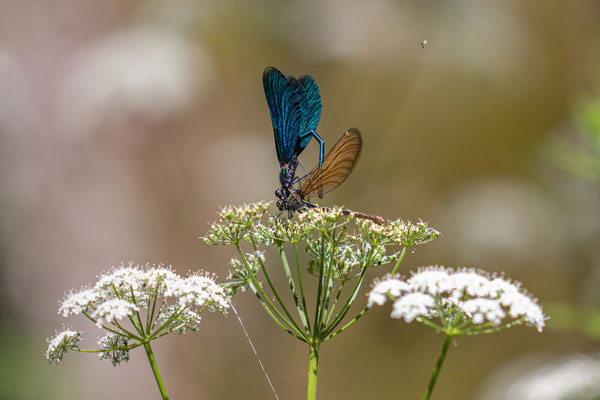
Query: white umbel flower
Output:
[[45, 328, 82, 363], [369, 266, 545, 334], [92, 298, 139, 328], [59, 288, 100, 317], [367, 275, 410, 307], [48, 263, 229, 365], [391, 292, 436, 322]]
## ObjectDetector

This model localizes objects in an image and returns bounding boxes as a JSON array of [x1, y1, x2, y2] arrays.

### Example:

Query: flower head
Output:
[[98, 333, 130, 366], [166, 271, 229, 311], [91, 298, 139, 328], [254, 217, 312, 244], [297, 206, 346, 232], [204, 202, 271, 245], [386, 219, 441, 247], [368, 266, 546, 334], [59, 288, 101, 317], [48, 263, 229, 367], [46, 328, 82, 364]]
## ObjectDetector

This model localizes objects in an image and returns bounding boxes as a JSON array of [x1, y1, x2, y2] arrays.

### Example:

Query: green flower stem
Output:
[[251, 247, 302, 334], [322, 266, 368, 337], [150, 298, 167, 332], [143, 342, 169, 400], [71, 341, 142, 353], [464, 318, 525, 336], [150, 305, 184, 337], [294, 242, 311, 332], [81, 311, 141, 341], [325, 280, 346, 325], [422, 334, 452, 400], [146, 278, 162, 332], [320, 241, 374, 337], [129, 285, 146, 336], [415, 316, 445, 332], [319, 233, 339, 332], [235, 244, 304, 338], [390, 246, 407, 275], [312, 232, 327, 337], [279, 245, 310, 332], [324, 305, 368, 342], [307, 343, 320, 400], [247, 279, 306, 341]]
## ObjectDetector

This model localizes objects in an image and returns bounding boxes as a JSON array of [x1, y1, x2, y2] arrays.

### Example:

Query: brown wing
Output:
[[299, 127, 362, 198]]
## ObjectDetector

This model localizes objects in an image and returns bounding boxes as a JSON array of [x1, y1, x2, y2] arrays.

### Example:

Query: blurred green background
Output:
[[1, 0, 600, 399]]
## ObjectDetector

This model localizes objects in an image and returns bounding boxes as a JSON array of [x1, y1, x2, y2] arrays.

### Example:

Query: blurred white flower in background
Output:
[[436, 177, 600, 270], [436, 179, 566, 268], [477, 354, 600, 400], [58, 25, 214, 134]]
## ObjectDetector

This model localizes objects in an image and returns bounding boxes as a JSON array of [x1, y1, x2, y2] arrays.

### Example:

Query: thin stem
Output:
[[322, 267, 368, 338], [143, 342, 169, 400], [319, 230, 339, 335], [464, 318, 525, 336], [312, 232, 326, 337], [70, 342, 142, 353], [147, 277, 162, 333], [324, 305, 368, 342], [307, 343, 320, 400], [390, 246, 407, 275], [422, 334, 452, 400], [247, 280, 306, 341], [280, 245, 310, 332], [294, 242, 311, 332], [324, 241, 376, 334], [234, 244, 305, 338], [325, 280, 346, 325], [128, 285, 146, 336], [150, 305, 184, 337], [150, 298, 167, 332], [81, 311, 141, 341], [415, 316, 445, 332]]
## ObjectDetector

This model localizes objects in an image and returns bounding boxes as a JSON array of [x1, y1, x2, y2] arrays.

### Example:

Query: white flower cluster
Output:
[[45, 328, 82, 364], [58, 263, 228, 325], [47, 263, 229, 364], [98, 333, 130, 366], [165, 272, 230, 311], [480, 354, 600, 400], [368, 266, 545, 333]]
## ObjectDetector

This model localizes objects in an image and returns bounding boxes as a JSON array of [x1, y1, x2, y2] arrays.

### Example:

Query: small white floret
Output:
[[91, 298, 139, 328], [391, 292, 435, 322]]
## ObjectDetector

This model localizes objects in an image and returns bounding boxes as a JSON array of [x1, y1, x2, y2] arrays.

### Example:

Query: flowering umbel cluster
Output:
[[205, 202, 440, 343], [205, 203, 440, 295], [46, 263, 229, 365], [368, 266, 546, 334]]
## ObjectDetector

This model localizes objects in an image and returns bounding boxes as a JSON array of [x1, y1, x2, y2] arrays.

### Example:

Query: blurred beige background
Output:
[[1, 0, 599, 399]]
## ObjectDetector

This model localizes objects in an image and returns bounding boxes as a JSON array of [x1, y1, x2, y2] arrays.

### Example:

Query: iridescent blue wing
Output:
[[263, 67, 308, 166], [295, 74, 322, 153]]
